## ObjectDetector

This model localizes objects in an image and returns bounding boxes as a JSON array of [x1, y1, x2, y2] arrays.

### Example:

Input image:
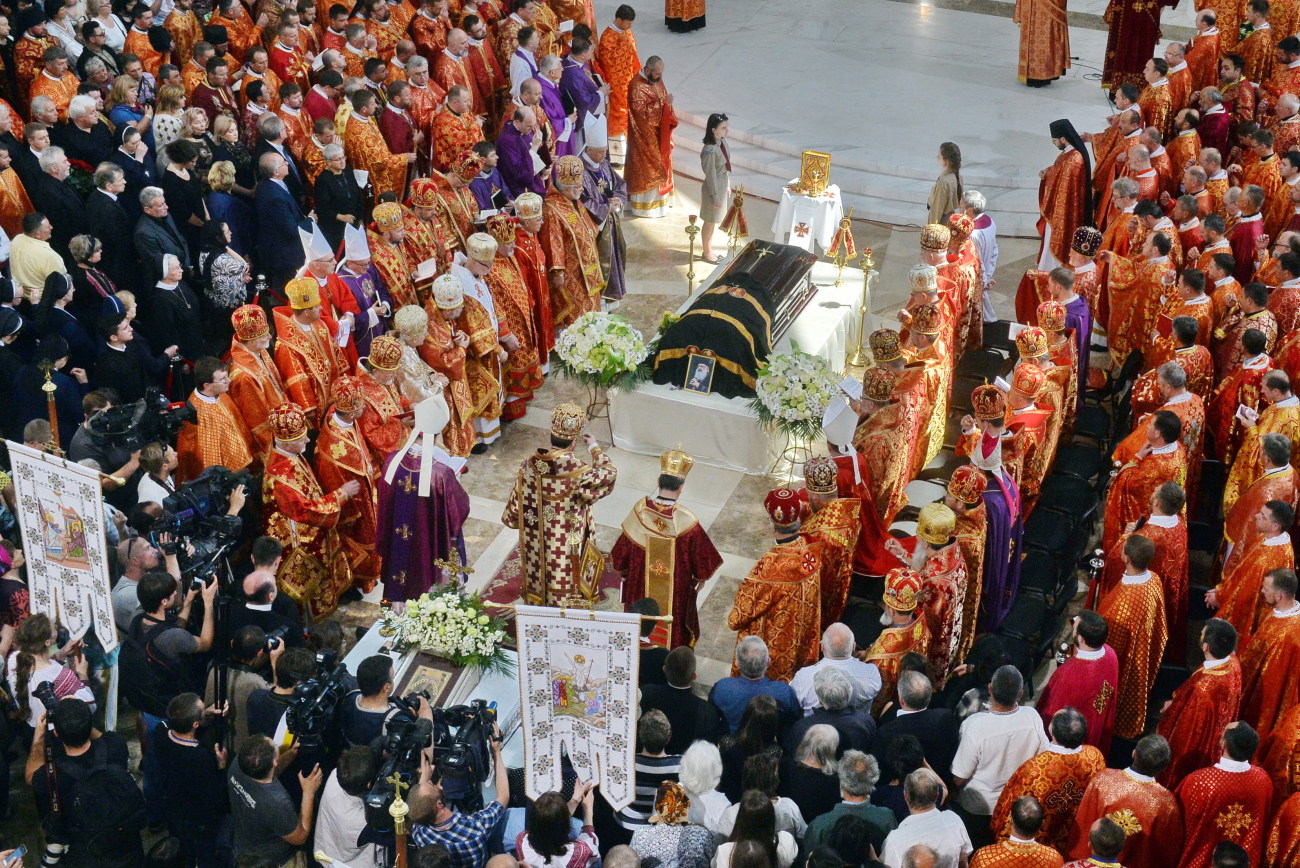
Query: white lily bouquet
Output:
[[378, 588, 514, 675], [554, 311, 651, 390], [748, 343, 840, 440]]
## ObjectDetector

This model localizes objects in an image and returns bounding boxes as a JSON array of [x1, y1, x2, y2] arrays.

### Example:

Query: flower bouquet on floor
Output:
[[377, 587, 514, 676], [555, 311, 652, 396], [748, 343, 840, 441]]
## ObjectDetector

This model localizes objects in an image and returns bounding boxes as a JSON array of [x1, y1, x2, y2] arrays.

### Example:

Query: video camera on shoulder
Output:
[[150, 466, 255, 580], [87, 389, 194, 453], [285, 649, 350, 751]]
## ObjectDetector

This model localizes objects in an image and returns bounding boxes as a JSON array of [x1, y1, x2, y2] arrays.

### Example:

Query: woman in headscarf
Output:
[[1037, 118, 1093, 271], [629, 781, 716, 868]]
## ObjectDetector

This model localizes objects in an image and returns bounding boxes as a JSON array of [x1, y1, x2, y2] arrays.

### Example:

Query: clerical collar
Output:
[[1076, 646, 1105, 660], [1239, 212, 1263, 224], [1124, 767, 1155, 782], [1205, 104, 1226, 117], [1150, 145, 1166, 158], [1265, 533, 1291, 546], [1184, 294, 1210, 306], [274, 446, 301, 458], [1243, 353, 1269, 368], [1061, 292, 1082, 304], [1152, 77, 1169, 87], [1265, 464, 1290, 477], [246, 601, 273, 611], [282, 105, 301, 116], [1257, 20, 1272, 30], [41, 70, 63, 83], [1203, 655, 1230, 669], [1214, 275, 1235, 286], [651, 495, 677, 506], [386, 103, 407, 116], [1121, 570, 1152, 585], [1149, 255, 1168, 265], [1215, 757, 1251, 772], [1121, 205, 1135, 214], [105, 342, 125, 352], [1047, 743, 1082, 755], [193, 390, 219, 404], [297, 320, 313, 332], [1277, 395, 1299, 407], [1011, 403, 1037, 415], [1180, 217, 1200, 231], [332, 412, 354, 427], [1274, 600, 1300, 617], [1283, 277, 1300, 287], [1008, 835, 1036, 845], [347, 43, 369, 56], [1202, 25, 1219, 34], [1147, 513, 1178, 527], [1123, 129, 1139, 139], [1207, 170, 1229, 183]]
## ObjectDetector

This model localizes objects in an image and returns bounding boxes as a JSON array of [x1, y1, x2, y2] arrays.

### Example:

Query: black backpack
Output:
[[118, 615, 185, 718], [60, 741, 147, 857]]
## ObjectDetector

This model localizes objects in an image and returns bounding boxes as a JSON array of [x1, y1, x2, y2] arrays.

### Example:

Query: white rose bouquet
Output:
[[555, 312, 651, 390], [748, 343, 839, 440], [378, 587, 514, 676]]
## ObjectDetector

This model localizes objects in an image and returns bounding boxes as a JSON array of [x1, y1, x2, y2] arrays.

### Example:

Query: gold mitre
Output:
[[554, 155, 584, 186], [917, 502, 956, 546], [919, 223, 951, 252], [660, 449, 694, 480], [373, 201, 403, 232], [285, 276, 320, 310]]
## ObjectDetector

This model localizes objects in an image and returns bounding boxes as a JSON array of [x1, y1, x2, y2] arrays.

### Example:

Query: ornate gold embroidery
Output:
[[1093, 680, 1115, 714], [1107, 808, 1143, 837], [1215, 803, 1252, 840]]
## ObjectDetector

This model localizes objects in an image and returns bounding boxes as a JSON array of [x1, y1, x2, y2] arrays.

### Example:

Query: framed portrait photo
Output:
[[683, 353, 716, 394]]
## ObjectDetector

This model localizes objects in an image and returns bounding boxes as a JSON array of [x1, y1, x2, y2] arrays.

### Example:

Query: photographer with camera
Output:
[[152, 692, 231, 868], [177, 357, 255, 478], [314, 745, 384, 868], [409, 720, 509, 868], [205, 625, 281, 748], [229, 537, 306, 648], [112, 533, 183, 632], [228, 735, 325, 867], [246, 647, 317, 742], [24, 697, 144, 868], [67, 390, 143, 512], [338, 655, 429, 749]]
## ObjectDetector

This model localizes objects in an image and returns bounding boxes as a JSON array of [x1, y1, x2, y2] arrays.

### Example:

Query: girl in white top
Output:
[[46, 0, 85, 62], [712, 792, 797, 868], [5, 613, 95, 727], [88, 0, 129, 51]]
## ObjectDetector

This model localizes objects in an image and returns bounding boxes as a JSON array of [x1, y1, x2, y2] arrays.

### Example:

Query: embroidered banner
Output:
[[515, 605, 641, 809], [6, 443, 117, 651]]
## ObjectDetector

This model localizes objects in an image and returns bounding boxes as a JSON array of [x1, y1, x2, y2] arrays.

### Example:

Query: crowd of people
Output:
[[0, 0, 1298, 867]]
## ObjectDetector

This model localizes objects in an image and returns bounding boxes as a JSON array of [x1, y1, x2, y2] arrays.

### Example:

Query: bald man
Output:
[[788, 622, 884, 715], [497, 104, 549, 198]]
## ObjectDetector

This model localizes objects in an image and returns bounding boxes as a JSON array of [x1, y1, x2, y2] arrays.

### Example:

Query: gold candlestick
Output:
[[685, 214, 700, 290], [846, 248, 876, 368]]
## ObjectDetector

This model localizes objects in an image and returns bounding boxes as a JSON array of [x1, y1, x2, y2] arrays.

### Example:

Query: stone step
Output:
[[667, 112, 1043, 237]]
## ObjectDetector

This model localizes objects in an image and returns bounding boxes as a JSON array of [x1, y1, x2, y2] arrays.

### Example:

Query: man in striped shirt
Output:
[[616, 710, 681, 836]]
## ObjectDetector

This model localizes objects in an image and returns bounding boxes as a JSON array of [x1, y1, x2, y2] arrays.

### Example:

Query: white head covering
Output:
[[822, 398, 857, 454], [969, 432, 1004, 473], [299, 221, 334, 263], [585, 118, 608, 149], [383, 394, 453, 496], [342, 220, 371, 263]]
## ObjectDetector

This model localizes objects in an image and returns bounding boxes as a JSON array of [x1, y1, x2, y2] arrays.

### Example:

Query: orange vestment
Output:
[[1239, 603, 1300, 743], [538, 188, 603, 328], [1218, 534, 1296, 643], [1223, 403, 1300, 514], [0, 167, 33, 240], [416, 301, 477, 456], [800, 498, 862, 641], [182, 392, 255, 476], [990, 746, 1106, 852], [1068, 768, 1184, 868], [484, 251, 543, 417], [228, 340, 288, 454], [1107, 253, 1177, 368], [1101, 444, 1188, 555], [431, 107, 484, 173], [863, 615, 930, 715], [1096, 572, 1168, 738], [595, 25, 638, 139], [355, 367, 412, 466], [345, 113, 408, 199], [1039, 146, 1089, 265], [314, 411, 380, 592], [727, 537, 823, 683], [624, 72, 677, 206], [272, 306, 346, 427], [970, 840, 1063, 868]]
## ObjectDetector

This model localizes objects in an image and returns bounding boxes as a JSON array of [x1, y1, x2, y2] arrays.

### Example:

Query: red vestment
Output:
[[1101, 515, 1189, 664], [1036, 645, 1120, 753], [1259, 703, 1300, 807], [1101, 444, 1188, 555], [513, 227, 554, 360], [345, 113, 408, 199], [1040, 147, 1089, 265], [228, 341, 288, 455], [595, 25, 639, 139], [1176, 763, 1274, 868], [262, 449, 350, 620], [1265, 791, 1300, 868], [1107, 254, 1176, 367], [1068, 768, 1184, 868], [271, 306, 346, 427], [990, 746, 1107, 852], [1269, 283, 1300, 333], [1096, 572, 1168, 738], [1239, 603, 1300, 743], [1131, 345, 1215, 416], [727, 537, 823, 683], [1208, 356, 1274, 465], [314, 411, 380, 592], [611, 498, 722, 648], [800, 498, 862, 639], [1156, 656, 1244, 788]]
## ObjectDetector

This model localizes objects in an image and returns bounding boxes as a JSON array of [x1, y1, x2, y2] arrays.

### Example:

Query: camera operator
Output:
[[408, 722, 509, 868], [153, 692, 230, 868], [67, 390, 143, 512], [112, 533, 182, 633], [314, 745, 384, 868], [229, 537, 306, 648], [338, 655, 429, 749], [228, 735, 325, 867], [206, 625, 280, 748], [128, 570, 219, 826], [25, 697, 144, 868], [246, 646, 317, 741]]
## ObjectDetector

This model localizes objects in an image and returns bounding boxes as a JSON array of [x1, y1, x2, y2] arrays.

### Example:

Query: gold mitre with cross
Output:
[[660, 449, 694, 481]]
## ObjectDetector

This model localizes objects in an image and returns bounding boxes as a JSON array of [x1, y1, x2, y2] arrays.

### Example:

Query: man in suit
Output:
[[870, 670, 961, 782], [27, 145, 87, 269], [253, 114, 306, 206], [227, 537, 307, 648], [85, 163, 136, 290], [60, 94, 113, 168], [639, 647, 726, 755], [253, 150, 306, 296], [134, 185, 190, 285]]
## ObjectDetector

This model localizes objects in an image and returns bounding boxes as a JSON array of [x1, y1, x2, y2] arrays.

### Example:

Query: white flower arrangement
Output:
[[555, 312, 650, 388], [748, 343, 839, 440], [378, 588, 514, 675]]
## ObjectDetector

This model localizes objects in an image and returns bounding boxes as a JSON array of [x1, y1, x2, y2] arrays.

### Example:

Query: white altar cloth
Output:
[[771, 181, 844, 253]]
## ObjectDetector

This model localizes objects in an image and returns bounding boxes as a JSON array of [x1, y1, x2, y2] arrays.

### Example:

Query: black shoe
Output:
[[339, 588, 363, 603], [472, 442, 489, 454]]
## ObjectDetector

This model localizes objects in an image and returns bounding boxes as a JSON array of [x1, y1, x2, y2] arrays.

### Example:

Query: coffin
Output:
[[650, 240, 818, 398]]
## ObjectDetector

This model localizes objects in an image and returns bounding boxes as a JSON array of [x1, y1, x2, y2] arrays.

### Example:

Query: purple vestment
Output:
[[580, 154, 628, 300], [333, 264, 392, 358], [496, 124, 546, 199], [538, 77, 576, 159], [1064, 294, 1092, 414], [469, 167, 505, 210], [979, 468, 1023, 632], [376, 447, 471, 602], [559, 56, 601, 136]]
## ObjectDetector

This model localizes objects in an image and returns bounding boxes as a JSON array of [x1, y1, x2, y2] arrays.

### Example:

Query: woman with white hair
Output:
[[680, 740, 731, 837], [781, 724, 841, 825]]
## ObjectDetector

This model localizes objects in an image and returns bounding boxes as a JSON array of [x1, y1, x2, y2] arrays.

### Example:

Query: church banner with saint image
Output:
[[516, 605, 641, 809], [6, 442, 117, 651]]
